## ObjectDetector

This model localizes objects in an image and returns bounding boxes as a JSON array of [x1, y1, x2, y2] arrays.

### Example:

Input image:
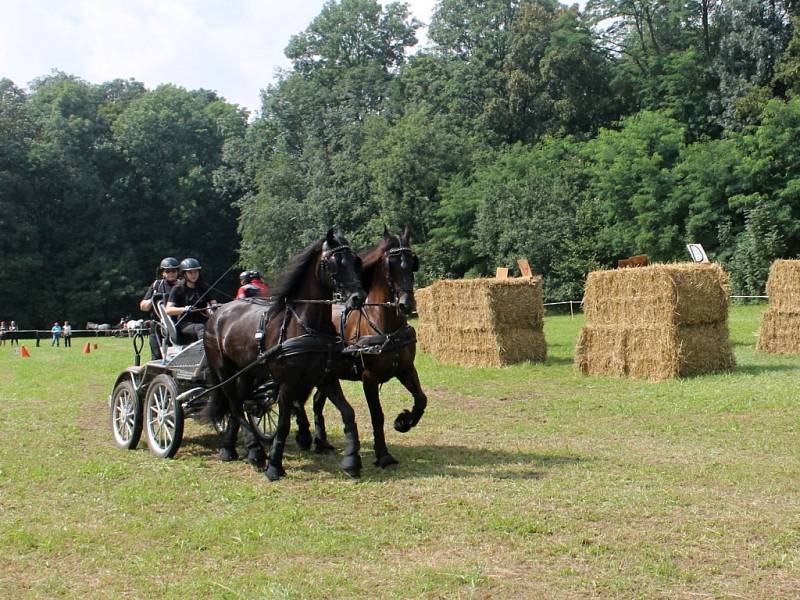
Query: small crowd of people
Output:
[[0, 321, 19, 346], [49, 321, 73, 347], [139, 257, 270, 360]]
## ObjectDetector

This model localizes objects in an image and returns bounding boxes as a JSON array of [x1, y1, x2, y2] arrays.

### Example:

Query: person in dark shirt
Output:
[[139, 257, 179, 359], [166, 258, 215, 343], [236, 270, 270, 300]]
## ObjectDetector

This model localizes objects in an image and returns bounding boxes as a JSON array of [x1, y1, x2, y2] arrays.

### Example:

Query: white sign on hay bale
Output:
[[687, 244, 710, 263]]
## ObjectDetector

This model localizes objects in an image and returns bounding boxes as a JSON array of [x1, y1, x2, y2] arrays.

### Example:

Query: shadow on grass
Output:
[[180, 430, 583, 481], [383, 444, 583, 480], [734, 363, 800, 375]]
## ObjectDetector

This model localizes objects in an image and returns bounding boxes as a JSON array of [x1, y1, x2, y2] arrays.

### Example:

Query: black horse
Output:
[[300, 226, 427, 467], [202, 230, 367, 481]]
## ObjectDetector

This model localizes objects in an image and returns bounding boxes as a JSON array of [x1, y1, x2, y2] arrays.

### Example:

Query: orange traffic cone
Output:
[[82, 342, 91, 354], [20, 345, 31, 358]]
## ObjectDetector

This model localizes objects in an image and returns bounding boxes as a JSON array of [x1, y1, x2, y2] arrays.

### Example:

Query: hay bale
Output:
[[757, 260, 800, 354], [575, 263, 735, 381], [764, 260, 800, 314], [415, 277, 546, 367], [757, 310, 800, 354]]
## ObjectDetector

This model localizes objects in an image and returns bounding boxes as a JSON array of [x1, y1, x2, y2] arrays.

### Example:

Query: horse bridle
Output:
[[319, 243, 362, 301], [382, 237, 418, 307]]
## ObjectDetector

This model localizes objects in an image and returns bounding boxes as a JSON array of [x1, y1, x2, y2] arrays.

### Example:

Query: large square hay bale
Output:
[[415, 277, 546, 367], [575, 263, 735, 380], [757, 260, 800, 353]]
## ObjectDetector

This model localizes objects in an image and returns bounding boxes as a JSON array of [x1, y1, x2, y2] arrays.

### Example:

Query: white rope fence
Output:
[[543, 295, 769, 318]]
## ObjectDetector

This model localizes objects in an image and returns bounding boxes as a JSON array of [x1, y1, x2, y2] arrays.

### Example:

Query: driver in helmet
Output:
[[166, 258, 216, 342], [139, 257, 180, 359], [236, 270, 270, 300]]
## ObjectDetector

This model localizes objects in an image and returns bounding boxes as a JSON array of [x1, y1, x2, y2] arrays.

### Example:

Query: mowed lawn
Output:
[[1, 304, 799, 598]]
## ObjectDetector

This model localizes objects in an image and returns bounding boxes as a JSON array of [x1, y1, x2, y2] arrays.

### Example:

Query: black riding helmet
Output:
[[180, 257, 202, 272], [239, 270, 252, 284], [157, 257, 179, 278], [250, 270, 262, 281]]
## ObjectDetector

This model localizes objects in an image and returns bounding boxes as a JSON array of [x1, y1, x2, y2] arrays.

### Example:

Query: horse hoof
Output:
[[343, 467, 361, 480], [246, 448, 266, 470], [341, 453, 362, 477], [393, 410, 413, 433], [219, 447, 238, 462], [295, 430, 312, 451], [314, 437, 336, 454], [265, 464, 286, 481], [375, 454, 399, 469]]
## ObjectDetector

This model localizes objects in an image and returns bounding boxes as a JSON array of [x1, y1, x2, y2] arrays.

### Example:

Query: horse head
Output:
[[382, 225, 419, 315], [320, 229, 366, 310]]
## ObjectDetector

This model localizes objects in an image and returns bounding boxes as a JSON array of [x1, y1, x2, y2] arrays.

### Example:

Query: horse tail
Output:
[[196, 370, 230, 425], [197, 308, 230, 426]]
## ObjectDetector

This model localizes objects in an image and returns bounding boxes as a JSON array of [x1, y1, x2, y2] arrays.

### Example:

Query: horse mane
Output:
[[268, 238, 325, 306], [358, 237, 395, 291]]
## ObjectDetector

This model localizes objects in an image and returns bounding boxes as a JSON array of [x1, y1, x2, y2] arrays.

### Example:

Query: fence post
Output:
[[35, 330, 40, 347]]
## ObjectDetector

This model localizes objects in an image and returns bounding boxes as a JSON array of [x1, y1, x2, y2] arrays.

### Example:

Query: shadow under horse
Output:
[[302, 226, 428, 468], [202, 230, 367, 481]]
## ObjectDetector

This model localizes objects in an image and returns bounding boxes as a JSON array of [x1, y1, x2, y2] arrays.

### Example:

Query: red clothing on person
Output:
[[236, 279, 269, 299]]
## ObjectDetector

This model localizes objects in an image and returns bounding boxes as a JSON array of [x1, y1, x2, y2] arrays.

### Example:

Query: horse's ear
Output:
[[325, 229, 336, 246], [383, 225, 391, 239], [402, 225, 412, 245]]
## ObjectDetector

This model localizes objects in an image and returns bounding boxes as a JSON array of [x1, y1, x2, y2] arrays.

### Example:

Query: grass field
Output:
[[2, 304, 800, 598]]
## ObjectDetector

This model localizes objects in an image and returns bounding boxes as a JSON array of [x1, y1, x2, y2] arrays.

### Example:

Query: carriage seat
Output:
[[155, 300, 185, 359]]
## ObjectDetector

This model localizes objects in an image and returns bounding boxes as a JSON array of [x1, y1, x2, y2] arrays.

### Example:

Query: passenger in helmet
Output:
[[166, 258, 216, 342], [139, 256, 180, 360], [236, 269, 270, 300]]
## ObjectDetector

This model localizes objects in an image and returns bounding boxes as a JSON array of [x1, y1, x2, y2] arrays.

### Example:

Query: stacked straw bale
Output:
[[575, 263, 735, 380], [416, 277, 546, 367], [757, 260, 800, 353]]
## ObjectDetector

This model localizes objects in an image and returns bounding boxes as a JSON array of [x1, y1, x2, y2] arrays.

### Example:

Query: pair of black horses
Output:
[[202, 227, 427, 481]]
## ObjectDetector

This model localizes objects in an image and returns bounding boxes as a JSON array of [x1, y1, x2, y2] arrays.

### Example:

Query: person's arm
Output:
[[165, 302, 190, 317], [139, 282, 158, 312]]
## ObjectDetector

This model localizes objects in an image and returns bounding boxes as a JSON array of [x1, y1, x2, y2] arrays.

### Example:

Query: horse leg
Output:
[[265, 385, 300, 481], [234, 374, 267, 468], [393, 366, 428, 433], [293, 399, 313, 451], [311, 387, 336, 454], [364, 379, 398, 468], [319, 379, 362, 479], [214, 389, 239, 462]]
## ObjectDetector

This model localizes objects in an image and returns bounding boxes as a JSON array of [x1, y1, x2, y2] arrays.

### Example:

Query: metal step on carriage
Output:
[[108, 301, 278, 458]]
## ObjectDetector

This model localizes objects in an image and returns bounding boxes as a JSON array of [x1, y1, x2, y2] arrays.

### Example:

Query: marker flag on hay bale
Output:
[[575, 263, 735, 381], [757, 259, 800, 354], [416, 277, 547, 367]]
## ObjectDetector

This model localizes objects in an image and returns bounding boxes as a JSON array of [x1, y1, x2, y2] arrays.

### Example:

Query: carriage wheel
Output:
[[110, 380, 142, 449], [144, 374, 184, 459], [247, 397, 279, 444]]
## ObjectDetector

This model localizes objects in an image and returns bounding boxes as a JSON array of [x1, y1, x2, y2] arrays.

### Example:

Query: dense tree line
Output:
[[239, 0, 800, 300], [4, 0, 800, 327], [0, 74, 246, 327]]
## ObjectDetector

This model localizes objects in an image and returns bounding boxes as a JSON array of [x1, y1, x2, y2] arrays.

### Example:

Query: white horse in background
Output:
[[124, 319, 145, 337]]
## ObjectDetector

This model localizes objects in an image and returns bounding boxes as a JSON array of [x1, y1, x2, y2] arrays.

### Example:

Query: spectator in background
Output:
[[9, 321, 18, 346], [51, 322, 62, 347], [63, 321, 72, 347], [0, 321, 6, 346]]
